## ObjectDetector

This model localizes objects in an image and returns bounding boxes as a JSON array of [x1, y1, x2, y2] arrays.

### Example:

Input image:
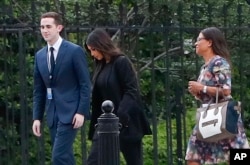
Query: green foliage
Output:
[[0, 118, 20, 164], [142, 106, 196, 165]]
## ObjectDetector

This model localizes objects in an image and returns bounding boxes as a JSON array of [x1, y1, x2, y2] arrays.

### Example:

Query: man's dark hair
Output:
[[41, 12, 63, 25]]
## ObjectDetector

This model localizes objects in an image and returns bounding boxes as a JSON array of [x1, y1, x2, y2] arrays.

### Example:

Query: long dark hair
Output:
[[85, 28, 124, 81], [85, 28, 122, 60], [201, 27, 231, 66]]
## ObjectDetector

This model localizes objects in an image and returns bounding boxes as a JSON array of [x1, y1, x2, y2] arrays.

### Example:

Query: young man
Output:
[[32, 12, 91, 165]]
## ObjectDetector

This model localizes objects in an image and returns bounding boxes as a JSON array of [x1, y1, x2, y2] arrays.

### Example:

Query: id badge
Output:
[[47, 88, 53, 99]]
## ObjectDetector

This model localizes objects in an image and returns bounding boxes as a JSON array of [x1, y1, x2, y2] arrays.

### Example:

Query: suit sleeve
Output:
[[32, 53, 46, 120], [73, 46, 91, 119]]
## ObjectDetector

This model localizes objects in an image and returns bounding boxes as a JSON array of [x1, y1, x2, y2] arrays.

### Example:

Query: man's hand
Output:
[[32, 120, 42, 137], [72, 113, 85, 129]]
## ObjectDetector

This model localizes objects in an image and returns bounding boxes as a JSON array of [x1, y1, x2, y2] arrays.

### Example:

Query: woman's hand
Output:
[[188, 81, 204, 96]]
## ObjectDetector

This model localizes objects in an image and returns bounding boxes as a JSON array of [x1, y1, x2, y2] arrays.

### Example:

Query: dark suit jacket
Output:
[[33, 40, 91, 127], [88, 55, 152, 141]]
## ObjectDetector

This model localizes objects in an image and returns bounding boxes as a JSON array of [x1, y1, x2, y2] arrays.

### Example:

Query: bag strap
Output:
[[203, 88, 220, 118], [215, 87, 219, 104], [205, 87, 219, 111]]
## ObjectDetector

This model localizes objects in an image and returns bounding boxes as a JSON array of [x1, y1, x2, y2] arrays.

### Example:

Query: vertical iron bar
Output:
[[164, 27, 173, 165], [3, 20, 10, 165], [237, 4, 244, 118], [148, 1, 158, 165], [161, 4, 173, 164], [150, 28, 159, 165], [177, 2, 184, 164], [19, 30, 28, 165]]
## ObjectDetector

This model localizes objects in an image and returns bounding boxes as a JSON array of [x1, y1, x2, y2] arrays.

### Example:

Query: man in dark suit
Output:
[[32, 12, 91, 165]]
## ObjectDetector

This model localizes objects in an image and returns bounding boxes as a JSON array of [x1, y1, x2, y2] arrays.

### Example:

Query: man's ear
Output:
[[57, 25, 64, 32]]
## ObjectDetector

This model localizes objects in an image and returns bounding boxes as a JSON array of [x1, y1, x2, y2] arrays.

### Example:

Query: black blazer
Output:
[[88, 55, 152, 141]]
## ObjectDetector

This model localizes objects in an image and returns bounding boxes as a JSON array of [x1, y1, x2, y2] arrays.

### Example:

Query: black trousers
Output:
[[87, 132, 143, 165]]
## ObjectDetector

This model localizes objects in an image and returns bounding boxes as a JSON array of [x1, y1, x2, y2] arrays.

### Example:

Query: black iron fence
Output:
[[1, 0, 250, 165]]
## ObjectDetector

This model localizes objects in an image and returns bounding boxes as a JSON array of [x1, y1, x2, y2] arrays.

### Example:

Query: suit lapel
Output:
[[40, 47, 50, 76], [52, 40, 68, 81]]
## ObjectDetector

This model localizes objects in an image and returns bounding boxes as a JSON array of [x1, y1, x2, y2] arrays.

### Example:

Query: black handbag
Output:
[[196, 88, 241, 142]]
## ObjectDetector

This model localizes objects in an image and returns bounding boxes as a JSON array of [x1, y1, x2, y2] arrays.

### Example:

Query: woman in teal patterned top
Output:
[[185, 27, 249, 165]]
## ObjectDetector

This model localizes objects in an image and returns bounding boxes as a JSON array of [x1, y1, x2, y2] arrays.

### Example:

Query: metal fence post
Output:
[[97, 100, 120, 165]]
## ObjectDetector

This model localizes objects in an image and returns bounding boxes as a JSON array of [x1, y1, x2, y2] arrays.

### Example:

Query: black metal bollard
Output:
[[97, 100, 120, 165]]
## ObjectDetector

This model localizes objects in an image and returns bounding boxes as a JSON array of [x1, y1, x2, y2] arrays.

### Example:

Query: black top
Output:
[[95, 62, 112, 101]]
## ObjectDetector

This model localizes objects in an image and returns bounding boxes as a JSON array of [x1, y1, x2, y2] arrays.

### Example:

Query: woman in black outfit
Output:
[[85, 28, 152, 165]]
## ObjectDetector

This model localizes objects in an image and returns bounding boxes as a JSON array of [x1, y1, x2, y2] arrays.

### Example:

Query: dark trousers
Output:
[[49, 112, 78, 165], [87, 132, 143, 165]]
